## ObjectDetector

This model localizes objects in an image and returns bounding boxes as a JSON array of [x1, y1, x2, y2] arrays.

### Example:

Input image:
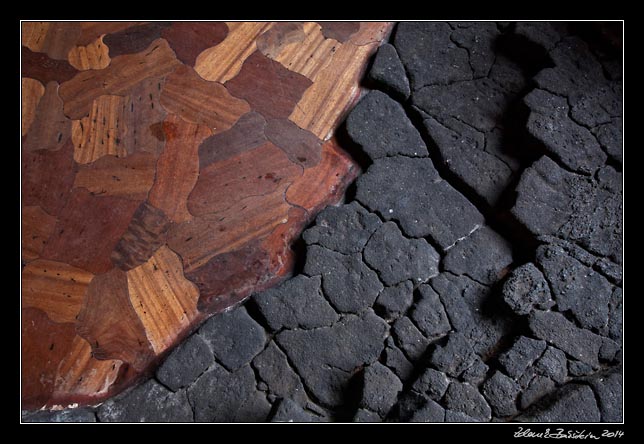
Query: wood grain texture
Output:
[[127, 246, 200, 353], [67, 35, 111, 70], [318, 21, 360, 43], [168, 188, 292, 272], [194, 22, 272, 83], [257, 22, 306, 59], [266, 118, 322, 169], [188, 141, 302, 217], [41, 188, 141, 274], [73, 152, 157, 200], [148, 115, 212, 223], [286, 137, 359, 213], [189, 239, 270, 312], [271, 22, 337, 80], [22, 205, 57, 263], [52, 335, 123, 402], [225, 50, 312, 119], [103, 22, 172, 57], [197, 111, 267, 169], [59, 38, 180, 119], [71, 95, 128, 163], [111, 202, 170, 271], [22, 308, 77, 408], [289, 42, 376, 140], [348, 22, 393, 46], [22, 47, 79, 85], [22, 22, 81, 60], [23, 81, 71, 152], [121, 76, 168, 157], [22, 139, 78, 216], [22, 21, 390, 410], [77, 22, 145, 46], [162, 22, 229, 66], [76, 268, 154, 370], [22, 259, 94, 323], [161, 65, 249, 133], [22, 78, 45, 136]]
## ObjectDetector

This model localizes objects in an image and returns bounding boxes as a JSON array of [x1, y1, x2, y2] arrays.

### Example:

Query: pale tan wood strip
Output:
[[21, 78, 45, 136], [289, 42, 376, 140], [126, 246, 199, 354], [194, 22, 272, 83], [67, 35, 111, 70], [22, 259, 94, 324]]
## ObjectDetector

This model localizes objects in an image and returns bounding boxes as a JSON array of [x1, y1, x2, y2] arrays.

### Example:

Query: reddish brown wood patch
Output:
[[21, 21, 392, 410]]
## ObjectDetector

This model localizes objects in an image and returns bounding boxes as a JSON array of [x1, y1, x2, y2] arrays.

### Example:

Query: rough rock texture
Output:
[[37, 22, 622, 424], [98, 380, 193, 422], [303, 202, 381, 255], [359, 362, 403, 417], [502, 263, 553, 315], [198, 306, 266, 371], [367, 43, 411, 101], [363, 221, 439, 286], [374, 280, 414, 320], [156, 334, 213, 391], [482, 371, 521, 417], [512, 156, 622, 264], [356, 156, 484, 251], [188, 362, 271, 422], [517, 384, 601, 422], [275, 310, 388, 408], [443, 226, 513, 285], [253, 275, 338, 331], [270, 398, 323, 423], [304, 245, 383, 313], [346, 90, 427, 160]]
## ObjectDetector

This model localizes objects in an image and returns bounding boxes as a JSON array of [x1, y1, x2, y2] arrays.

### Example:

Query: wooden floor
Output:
[[21, 21, 393, 410]]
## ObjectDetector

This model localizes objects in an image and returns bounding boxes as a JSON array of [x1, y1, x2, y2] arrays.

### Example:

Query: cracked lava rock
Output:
[[22, 21, 622, 423]]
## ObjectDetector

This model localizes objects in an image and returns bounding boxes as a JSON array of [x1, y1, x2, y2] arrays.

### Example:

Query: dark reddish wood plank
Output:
[[41, 188, 141, 274], [162, 22, 229, 66], [22, 308, 77, 409], [22, 47, 79, 85], [121, 76, 168, 157], [265, 118, 322, 168], [22, 206, 57, 263], [168, 188, 292, 272], [76, 268, 155, 371], [148, 115, 212, 224], [198, 111, 267, 169], [103, 22, 172, 57], [225, 50, 313, 119], [188, 141, 302, 217], [22, 139, 78, 216], [111, 202, 171, 271], [188, 239, 271, 312], [77, 22, 146, 46]]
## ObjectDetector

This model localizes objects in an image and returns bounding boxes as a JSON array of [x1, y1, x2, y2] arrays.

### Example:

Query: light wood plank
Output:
[[22, 259, 94, 324], [127, 246, 199, 354]]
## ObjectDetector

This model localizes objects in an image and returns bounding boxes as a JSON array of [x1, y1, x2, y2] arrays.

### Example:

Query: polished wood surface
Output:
[[21, 21, 392, 410]]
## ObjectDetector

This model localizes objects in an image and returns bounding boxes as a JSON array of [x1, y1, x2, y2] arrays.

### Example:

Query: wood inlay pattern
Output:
[[21, 21, 393, 410]]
